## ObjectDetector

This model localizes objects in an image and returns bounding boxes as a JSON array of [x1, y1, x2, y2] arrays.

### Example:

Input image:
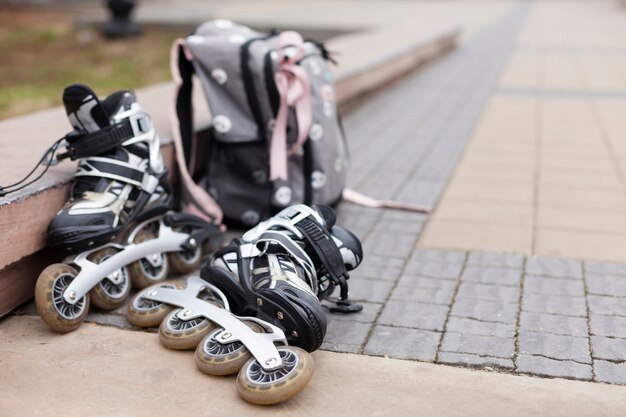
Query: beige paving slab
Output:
[[1, 316, 625, 417], [435, 200, 533, 226], [443, 182, 534, 204], [418, 219, 532, 254], [537, 207, 626, 235], [536, 228, 626, 263]]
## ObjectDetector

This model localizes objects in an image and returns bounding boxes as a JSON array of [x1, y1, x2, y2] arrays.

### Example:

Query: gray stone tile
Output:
[[586, 274, 626, 297], [587, 295, 626, 316], [524, 275, 585, 297], [518, 332, 591, 363], [379, 210, 428, 223], [594, 360, 626, 385], [591, 336, 626, 361], [320, 341, 360, 354], [450, 299, 518, 324], [369, 219, 424, 235], [391, 276, 456, 305], [456, 282, 520, 303], [519, 312, 588, 337], [440, 332, 514, 358], [85, 313, 135, 330], [363, 325, 440, 361], [446, 316, 515, 338], [522, 294, 587, 317], [403, 261, 463, 280], [462, 266, 522, 286], [589, 315, 626, 338], [347, 278, 395, 304], [584, 261, 626, 277], [324, 320, 371, 348], [467, 252, 524, 269], [410, 248, 466, 265], [377, 300, 448, 331], [438, 352, 514, 369], [326, 302, 382, 324], [525, 256, 583, 279], [516, 354, 592, 380], [363, 232, 417, 259], [356, 255, 405, 282]]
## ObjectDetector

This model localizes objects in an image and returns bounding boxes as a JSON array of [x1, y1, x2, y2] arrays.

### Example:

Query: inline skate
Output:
[[35, 84, 221, 333], [128, 276, 314, 405], [206, 204, 364, 352]]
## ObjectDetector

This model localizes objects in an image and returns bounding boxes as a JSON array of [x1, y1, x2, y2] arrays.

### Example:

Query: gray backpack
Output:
[[171, 20, 349, 226]]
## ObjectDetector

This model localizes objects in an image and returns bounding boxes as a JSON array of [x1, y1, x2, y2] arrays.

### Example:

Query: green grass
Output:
[[0, 13, 185, 120]]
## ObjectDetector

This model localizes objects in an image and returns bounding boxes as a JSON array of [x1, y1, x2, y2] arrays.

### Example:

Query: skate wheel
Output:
[[126, 281, 184, 328], [237, 346, 314, 405], [195, 321, 263, 376], [35, 263, 90, 333], [158, 307, 218, 350], [88, 247, 132, 310], [168, 226, 203, 275], [129, 230, 170, 289]]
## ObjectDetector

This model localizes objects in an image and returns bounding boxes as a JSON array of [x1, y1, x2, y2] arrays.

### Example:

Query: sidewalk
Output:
[[2, 0, 626, 415]]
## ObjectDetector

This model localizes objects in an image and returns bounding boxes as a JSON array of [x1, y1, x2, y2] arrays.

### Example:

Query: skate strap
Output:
[[75, 158, 159, 193], [58, 119, 135, 161], [295, 216, 349, 300]]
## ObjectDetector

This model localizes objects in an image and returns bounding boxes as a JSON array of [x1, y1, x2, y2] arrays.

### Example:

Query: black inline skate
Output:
[[203, 204, 364, 352], [35, 84, 221, 333]]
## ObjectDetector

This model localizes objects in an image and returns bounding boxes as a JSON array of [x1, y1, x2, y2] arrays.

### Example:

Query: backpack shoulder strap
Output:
[[170, 38, 224, 224]]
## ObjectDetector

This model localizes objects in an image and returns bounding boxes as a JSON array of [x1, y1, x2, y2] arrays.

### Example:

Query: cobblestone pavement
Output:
[[327, 1, 626, 386]]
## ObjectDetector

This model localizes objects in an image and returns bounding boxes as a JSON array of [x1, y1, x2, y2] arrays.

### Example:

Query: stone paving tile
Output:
[[516, 354, 593, 381], [377, 300, 448, 331], [519, 312, 588, 337], [591, 336, 626, 361], [461, 266, 522, 286], [450, 299, 518, 324], [440, 332, 514, 359], [438, 352, 514, 369], [402, 261, 463, 280], [324, 320, 372, 353], [356, 255, 405, 282], [587, 295, 626, 316], [410, 248, 466, 265], [584, 261, 626, 277], [363, 325, 440, 361], [586, 274, 626, 297], [362, 233, 417, 259], [521, 293, 587, 317], [524, 275, 585, 297], [456, 282, 520, 303], [525, 256, 583, 279], [467, 252, 524, 269], [347, 277, 395, 304], [320, 341, 361, 354], [518, 332, 591, 364], [589, 315, 626, 338], [446, 317, 515, 338], [327, 302, 382, 324], [391, 276, 456, 305], [594, 360, 626, 385]]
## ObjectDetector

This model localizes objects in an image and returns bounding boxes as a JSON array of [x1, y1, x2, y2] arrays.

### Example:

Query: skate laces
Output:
[[0, 136, 67, 197]]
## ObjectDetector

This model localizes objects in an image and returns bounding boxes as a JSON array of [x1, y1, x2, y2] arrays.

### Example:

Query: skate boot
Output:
[[128, 276, 314, 405], [35, 84, 222, 333], [203, 204, 364, 352]]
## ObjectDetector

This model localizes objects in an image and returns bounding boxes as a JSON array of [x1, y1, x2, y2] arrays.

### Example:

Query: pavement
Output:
[[2, 0, 626, 415]]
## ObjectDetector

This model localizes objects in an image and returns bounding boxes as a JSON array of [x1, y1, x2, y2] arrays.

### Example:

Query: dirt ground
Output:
[[0, 7, 187, 120]]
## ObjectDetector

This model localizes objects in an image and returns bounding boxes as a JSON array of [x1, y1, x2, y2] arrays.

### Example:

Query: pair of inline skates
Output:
[[32, 85, 364, 405]]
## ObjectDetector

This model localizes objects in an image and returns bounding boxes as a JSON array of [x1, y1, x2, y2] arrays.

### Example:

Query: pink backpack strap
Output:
[[269, 31, 312, 182], [170, 38, 224, 224], [342, 188, 431, 213]]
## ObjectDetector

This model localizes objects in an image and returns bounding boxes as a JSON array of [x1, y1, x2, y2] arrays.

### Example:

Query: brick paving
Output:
[[324, 0, 626, 386]]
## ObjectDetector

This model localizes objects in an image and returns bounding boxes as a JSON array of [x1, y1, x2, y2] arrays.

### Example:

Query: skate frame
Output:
[[61, 216, 196, 305], [144, 276, 287, 370]]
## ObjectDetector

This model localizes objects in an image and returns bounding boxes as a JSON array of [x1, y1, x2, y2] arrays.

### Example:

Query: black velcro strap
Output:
[[64, 119, 134, 161], [87, 160, 144, 185], [295, 217, 347, 282]]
